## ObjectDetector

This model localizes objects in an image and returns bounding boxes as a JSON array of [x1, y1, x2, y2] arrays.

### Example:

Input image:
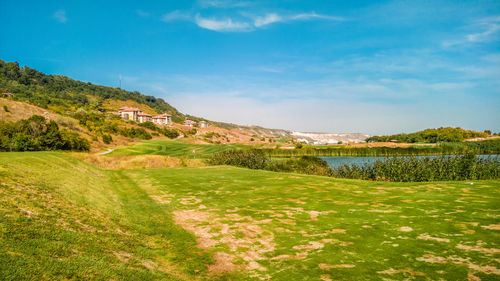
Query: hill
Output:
[[366, 127, 495, 143], [0, 59, 292, 141]]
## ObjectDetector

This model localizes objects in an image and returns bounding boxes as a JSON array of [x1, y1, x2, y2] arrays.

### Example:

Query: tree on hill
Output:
[[366, 127, 490, 143]]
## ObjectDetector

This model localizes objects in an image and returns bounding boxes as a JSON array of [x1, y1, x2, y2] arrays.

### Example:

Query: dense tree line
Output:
[[0, 115, 89, 151], [366, 127, 491, 143], [0, 59, 184, 122]]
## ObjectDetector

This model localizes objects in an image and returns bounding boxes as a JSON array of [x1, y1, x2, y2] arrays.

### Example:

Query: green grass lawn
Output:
[[1, 152, 499, 280], [109, 139, 248, 159]]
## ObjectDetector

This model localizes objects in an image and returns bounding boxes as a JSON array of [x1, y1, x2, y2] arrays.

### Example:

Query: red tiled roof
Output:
[[137, 112, 152, 117], [152, 113, 172, 118], [183, 120, 196, 124], [119, 107, 141, 112]]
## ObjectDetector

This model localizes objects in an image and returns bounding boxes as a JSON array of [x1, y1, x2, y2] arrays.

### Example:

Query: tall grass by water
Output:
[[209, 150, 499, 182], [262, 139, 500, 157], [332, 153, 499, 182]]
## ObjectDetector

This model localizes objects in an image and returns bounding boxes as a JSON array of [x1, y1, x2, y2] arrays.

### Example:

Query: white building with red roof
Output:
[[118, 107, 141, 121], [152, 113, 172, 126], [137, 112, 152, 123], [182, 120, 196, 127]]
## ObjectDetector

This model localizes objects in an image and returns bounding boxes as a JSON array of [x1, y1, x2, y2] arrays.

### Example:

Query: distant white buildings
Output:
[[118, 107, 171, 125], [153, 113, 172, 125], [183, 120, 196, 127], [199, 120, 209, 128]]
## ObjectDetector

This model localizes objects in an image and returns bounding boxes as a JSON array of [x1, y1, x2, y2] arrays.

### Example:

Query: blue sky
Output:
[[1, 0, 499, 134]]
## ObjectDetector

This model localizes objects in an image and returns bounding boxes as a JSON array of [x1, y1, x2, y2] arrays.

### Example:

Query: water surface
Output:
[[320, 154, 499, 168]]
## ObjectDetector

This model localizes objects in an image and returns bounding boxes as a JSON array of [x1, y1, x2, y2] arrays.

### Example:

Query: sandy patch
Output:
[[456, 244, 500, 254], [417, 234, 450, 243], [173, 210, 275, 276], [319, 263, 355, 269], [481, 224, 500, 230], [113, 251, 132, 262], [398, 226, 413, 232], [377, 268, 426, 276]]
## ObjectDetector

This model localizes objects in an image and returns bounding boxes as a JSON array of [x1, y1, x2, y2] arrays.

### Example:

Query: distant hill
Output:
[[0, 59, 292, 139], [366, 127, 494, 143]]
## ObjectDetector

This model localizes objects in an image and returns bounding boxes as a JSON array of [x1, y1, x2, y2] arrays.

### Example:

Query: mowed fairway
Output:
[[1, 152, 499, 280], [109, 139, 248, 159]]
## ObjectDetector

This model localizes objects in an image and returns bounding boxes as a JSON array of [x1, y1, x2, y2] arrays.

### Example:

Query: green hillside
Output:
[[0, 59, 185, 121], [366, 127, 493, 143], [1, 152, 499, 280]]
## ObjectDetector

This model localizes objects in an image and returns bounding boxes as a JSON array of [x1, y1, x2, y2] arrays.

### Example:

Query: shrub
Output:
[[266, 156, 333, 177], [102, 134, 113, 144], [3, 105, 9, 112], [138, 121, 157, 131], [161, 128, 179, 139], [0, 115, 89, 151], [207, 150, 269, 169]]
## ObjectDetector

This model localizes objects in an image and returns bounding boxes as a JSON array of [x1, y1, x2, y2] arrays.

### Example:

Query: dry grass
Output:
[[69, 153, 206, 169], [101, 99, 159, 115]]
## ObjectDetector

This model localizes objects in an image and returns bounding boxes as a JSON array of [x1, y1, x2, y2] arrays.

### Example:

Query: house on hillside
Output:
[[183, 120, 196, 127], [137, 112, 152, 123], [152, 113, 172, 126], [118, 107, 141, 121], [199, 121, 209, 128]]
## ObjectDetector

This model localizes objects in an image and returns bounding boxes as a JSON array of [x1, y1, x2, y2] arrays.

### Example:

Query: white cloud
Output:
[[161, 9, 344, 32], [254, 13, 282, 27], [194, 14, 251, 31], [290, 12, 345, 22], [162, 10, 192, 22], [198, 0, 252, 8], [53, 9, 67, 23], [442, 16, 500, 47]]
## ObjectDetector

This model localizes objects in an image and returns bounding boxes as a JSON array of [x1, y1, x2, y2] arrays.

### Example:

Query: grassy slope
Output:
[[1, 152, 499, 280], [0, 152, 234, 280], [109, 139, 248, 159]]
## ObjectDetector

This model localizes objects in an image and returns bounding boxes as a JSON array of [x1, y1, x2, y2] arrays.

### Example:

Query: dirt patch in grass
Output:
[[417, 254, 500, 275], [173, 209, 275, 277], [481, 224, 500, 230], [113, 251, 132, 263], [377, 268, 426, 276], [319, 263, 356, 269], [417, 234, 450, 243], [456, 244, 500, 254]]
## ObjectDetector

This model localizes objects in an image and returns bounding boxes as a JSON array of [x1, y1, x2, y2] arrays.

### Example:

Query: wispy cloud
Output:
[[136, 9, 150, 18], [194, 14, 251, 31], [442, 16, 500, 47], [161, 10, 344, 32], [197, 0, 252, 9], [253, 13, 282, 27], [53, 9, 67, 23], [161, 10, 192, 22]]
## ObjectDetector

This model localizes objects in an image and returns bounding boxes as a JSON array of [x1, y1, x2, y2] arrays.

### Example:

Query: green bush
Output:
[[102, 134, 113, 144], [207, 150, 269, 169], [0, 115, 89, 151], [3, 105, 9, 112], [138, 121, 157, 131], [266, 156, 333, 177]]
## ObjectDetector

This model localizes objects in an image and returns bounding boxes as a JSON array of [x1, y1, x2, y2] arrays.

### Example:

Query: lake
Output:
[[320, 154, 499, 168]]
